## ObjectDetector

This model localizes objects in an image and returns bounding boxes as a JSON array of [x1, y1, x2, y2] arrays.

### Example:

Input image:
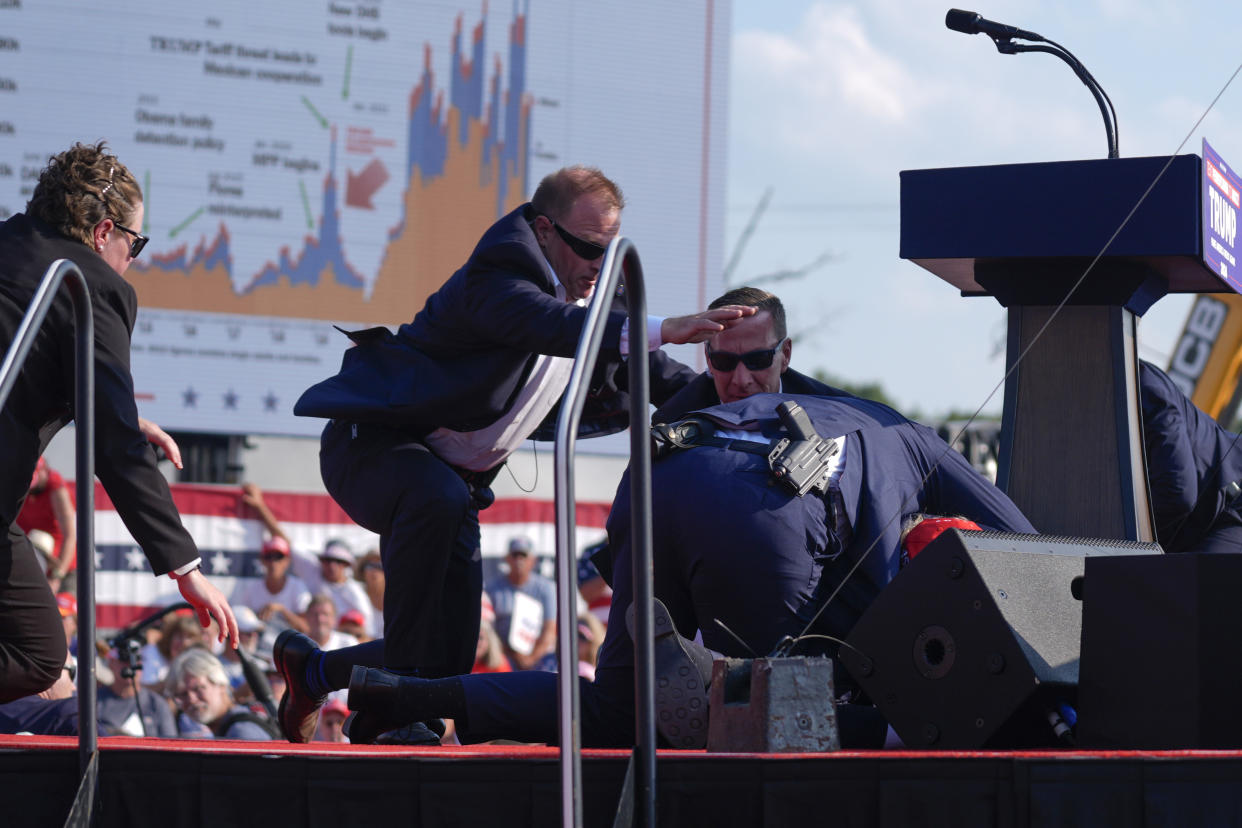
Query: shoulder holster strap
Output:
[[651, 416, 770, 461]]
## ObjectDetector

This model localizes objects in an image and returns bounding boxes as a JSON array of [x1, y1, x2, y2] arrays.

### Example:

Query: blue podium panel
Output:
[[901, 155, 1219, 296]]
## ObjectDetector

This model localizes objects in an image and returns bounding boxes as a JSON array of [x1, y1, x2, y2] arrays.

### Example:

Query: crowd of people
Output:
[[5, 146, 1238, 754], [0, 520, 613, 743]]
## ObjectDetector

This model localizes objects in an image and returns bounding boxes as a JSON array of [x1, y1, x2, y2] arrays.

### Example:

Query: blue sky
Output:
[[726, 0, 1242, 416]]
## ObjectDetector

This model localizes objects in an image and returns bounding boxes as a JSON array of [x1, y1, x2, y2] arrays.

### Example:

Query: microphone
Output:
[[107, 601, 192, 648], [945, 9, 1042, 41]]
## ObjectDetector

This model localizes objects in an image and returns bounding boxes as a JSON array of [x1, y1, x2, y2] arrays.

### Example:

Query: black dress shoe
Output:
[[344, 715, 442, 746], [344, 666, 449, 744], [626, 598, 715, 749], [273, 629, 327, 743], [345, 665, 408, 743]]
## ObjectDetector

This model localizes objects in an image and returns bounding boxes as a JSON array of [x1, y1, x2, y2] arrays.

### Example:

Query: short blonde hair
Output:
[[27, 141, 142, 247]]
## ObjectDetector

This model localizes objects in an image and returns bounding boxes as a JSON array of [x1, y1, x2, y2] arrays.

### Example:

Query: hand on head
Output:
[[660, 304, 757, 345]]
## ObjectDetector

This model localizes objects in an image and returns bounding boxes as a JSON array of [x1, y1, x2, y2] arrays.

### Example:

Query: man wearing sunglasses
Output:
[[285, 166, 753, 744], [652, 286, 853, 425]]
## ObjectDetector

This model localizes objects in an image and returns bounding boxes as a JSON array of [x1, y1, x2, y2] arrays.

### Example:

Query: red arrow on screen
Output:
[[345, 158, 390, 209]]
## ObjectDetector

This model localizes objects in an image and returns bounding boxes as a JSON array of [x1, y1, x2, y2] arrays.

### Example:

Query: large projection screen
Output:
[[0, 0, 730, 436]]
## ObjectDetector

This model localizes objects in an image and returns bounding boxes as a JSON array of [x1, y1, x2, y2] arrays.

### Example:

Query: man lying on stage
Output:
[[339, 303, 1036, 748]]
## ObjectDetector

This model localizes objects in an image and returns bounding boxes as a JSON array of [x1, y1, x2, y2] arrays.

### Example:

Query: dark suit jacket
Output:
[[684, 392, 1037, 635], [0, 213, 196, 574], [1140, 360, 1242, 554], [296, 203, 688, 436], [651, 368, 854, 425]]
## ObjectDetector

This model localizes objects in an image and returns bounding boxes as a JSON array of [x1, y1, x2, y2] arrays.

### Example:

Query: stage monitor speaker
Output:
[[839, 530, 1161, 749], [1078, 553, 1242, 749]]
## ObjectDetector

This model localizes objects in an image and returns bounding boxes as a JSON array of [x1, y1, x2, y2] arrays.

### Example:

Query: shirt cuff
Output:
[[169, 557, 203, 579], [619, 315, 666, 356]]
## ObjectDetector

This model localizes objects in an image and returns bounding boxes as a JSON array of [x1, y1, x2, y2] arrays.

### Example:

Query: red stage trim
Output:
[[9, 734, 1242, 762]]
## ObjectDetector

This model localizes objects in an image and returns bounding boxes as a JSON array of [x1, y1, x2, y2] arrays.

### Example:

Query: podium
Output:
[[901, 155, 1221, 539]]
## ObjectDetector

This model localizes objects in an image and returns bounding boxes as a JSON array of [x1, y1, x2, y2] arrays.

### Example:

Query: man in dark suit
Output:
[[1140, 360, 1242, 554], [652, 285, 853, 425], [0, 143, 238, 702], [277, 166, 752, 743], [344, 316, 1035, 748]]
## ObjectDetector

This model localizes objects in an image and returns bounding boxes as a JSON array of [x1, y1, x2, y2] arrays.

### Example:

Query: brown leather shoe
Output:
[[273, 629, 327, 743]]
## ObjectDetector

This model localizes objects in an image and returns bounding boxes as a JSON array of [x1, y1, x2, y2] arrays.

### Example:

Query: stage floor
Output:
[[7, 735, 1242, 827]]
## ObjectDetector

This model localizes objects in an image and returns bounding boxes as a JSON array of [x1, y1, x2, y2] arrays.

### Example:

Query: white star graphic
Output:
[[94, 550, 103, 570], [125, 547, 146, 571], [209, 550, 231, 576]]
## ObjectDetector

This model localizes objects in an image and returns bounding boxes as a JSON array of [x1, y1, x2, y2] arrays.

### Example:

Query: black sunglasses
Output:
[[543, 215, 608, 260], [112, 221, 149, 258], [706, 340, 786, 372]]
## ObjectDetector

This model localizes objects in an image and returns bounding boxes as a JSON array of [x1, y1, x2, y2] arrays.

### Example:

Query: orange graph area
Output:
[[125, 106, 528, 327]]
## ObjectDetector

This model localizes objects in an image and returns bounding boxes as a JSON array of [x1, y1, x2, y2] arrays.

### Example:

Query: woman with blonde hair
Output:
[[0, 142, 238, 701]]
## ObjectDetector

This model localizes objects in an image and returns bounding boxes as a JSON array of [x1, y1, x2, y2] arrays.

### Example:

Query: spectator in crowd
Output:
[[219, 606, 266, 692], [96, 640, 176, 737], [337, 609, 369, 643], [473, 594, 511, 674], [26, 529, 57, 591], [315, 696, 349, 743], [355, 550, 385, 639], [17, 458, 76, 593], [577, 614, 605, 682], [232, 534, 310, 638], [305, 594, 359, 652], [168, 647, 277, 740], [56, 592, 78, 655], [143, 613, 208, 691], [307, 540, 376, 636], [486, 537, 557, 671], [578, 541, 612, 628], [263, 657, 286, 712], [240, 481, 374, 631]]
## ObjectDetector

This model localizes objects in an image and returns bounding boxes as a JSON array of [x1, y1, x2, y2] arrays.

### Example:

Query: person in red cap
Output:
[[55, 593, 77, 654], [231, 534, 310, 638], [315, 696, 350, 743], [337, 609, 369, 642]]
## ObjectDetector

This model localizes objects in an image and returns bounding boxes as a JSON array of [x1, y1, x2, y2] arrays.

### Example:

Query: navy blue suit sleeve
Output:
[[1140, 364, 1202, 540], [464, 248, 626, 358], [914, 424, 1037, 533]]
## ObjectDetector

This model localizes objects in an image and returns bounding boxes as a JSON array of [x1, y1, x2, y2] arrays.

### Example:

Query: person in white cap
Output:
[[307, 540, 375, 638]]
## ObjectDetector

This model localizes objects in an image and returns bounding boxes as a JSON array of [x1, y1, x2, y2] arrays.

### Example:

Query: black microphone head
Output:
[[945, 9, 982, 34]]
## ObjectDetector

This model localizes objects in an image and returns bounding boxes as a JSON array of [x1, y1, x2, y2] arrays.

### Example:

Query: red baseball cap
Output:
[[902, 517, 981, 565], [339, 609, 366, 628], [56, 592, 77, 618]]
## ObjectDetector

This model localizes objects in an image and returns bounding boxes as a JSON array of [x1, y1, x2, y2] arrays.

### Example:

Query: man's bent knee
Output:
[[0, 638, 68, 703]]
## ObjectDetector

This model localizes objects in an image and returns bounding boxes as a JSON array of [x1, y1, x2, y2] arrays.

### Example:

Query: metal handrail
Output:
[[0, 258, 97, 782], [554, 237, 654, 828]]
